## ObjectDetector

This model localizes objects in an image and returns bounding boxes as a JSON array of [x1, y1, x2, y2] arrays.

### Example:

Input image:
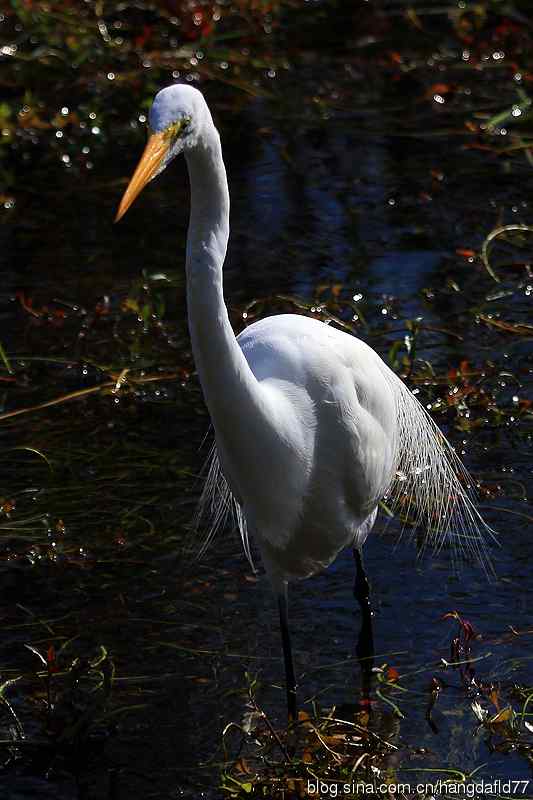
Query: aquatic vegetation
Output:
[[0, 0, 297, 190], [1, 0, 533, 796], [0, 640, 118, 782], [219, 614, 533, 797]]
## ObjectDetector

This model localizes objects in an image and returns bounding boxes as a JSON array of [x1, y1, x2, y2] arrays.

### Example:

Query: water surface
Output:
[[1, 8, 533, 798]]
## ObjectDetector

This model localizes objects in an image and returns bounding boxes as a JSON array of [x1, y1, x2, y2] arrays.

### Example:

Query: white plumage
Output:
[[116, 84, 495, 720], [200, 312, 493, 583]]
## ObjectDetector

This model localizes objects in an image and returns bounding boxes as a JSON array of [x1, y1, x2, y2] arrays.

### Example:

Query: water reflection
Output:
[[1, 43, 532, 800]]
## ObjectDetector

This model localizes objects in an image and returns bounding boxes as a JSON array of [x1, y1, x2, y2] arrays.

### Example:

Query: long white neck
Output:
[[184, 123, 265, 454]]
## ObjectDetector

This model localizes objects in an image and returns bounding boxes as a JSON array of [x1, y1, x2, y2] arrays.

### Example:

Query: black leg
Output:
[[278, 584, 297, 724], [353, 547, 372, 614], [353, 547, 374, 704]]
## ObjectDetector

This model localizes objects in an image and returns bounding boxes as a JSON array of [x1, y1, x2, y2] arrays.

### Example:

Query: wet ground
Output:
[[1, 2, 533, 798]]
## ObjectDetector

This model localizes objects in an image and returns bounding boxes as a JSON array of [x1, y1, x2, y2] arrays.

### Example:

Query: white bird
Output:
[[116, 84, 495, 722]]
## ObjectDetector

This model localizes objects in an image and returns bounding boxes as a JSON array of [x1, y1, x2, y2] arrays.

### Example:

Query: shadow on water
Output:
[[1, 2, 533, 797]]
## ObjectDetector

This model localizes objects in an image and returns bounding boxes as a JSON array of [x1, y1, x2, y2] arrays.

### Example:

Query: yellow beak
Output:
[[115, 131, 170, 222]]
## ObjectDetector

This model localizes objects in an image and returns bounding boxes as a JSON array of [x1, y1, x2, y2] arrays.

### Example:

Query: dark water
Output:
[[1, 11, 533, 800]]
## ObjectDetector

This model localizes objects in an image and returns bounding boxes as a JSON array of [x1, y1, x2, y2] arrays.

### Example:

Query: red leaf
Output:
[[47, 645, 60, 673], [134, 25, 152, 49], [387, 666, 400, 682]]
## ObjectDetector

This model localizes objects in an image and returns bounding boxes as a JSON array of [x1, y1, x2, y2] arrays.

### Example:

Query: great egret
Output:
[[116, 84, 494, 722]]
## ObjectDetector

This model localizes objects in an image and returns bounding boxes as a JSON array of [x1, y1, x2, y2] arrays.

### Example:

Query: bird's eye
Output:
[[178, 118, 191, 138], [164, 118, 191, 142]]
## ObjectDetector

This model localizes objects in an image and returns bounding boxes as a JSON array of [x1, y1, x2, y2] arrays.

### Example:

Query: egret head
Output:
[[115, 84, 209, 222]]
